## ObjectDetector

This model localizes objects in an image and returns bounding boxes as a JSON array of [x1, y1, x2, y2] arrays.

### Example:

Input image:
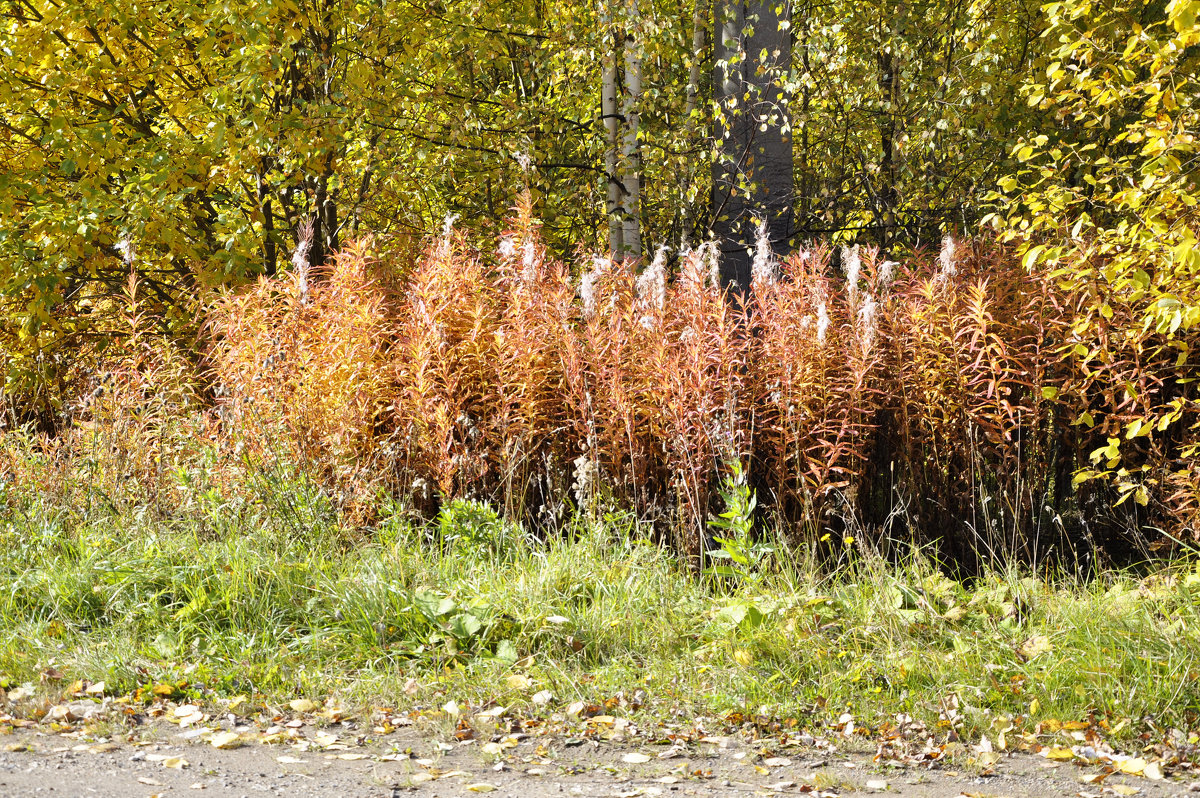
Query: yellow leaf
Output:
[[162, 756, 188, 769], [1043, 746, 1076, 760], [505, 674, 534, 690], [209, 731, 242, 750], [1018, 635, 1054, 661], [289, 699, 318, 713], [943, 606, 969, 622], [466, 783, 498, 792], [1115, 757, 1147, 775], [975, 751, 1001, 768]]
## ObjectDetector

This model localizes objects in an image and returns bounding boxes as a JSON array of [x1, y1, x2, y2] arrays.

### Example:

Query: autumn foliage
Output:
[[161, 199, 1188, 568]]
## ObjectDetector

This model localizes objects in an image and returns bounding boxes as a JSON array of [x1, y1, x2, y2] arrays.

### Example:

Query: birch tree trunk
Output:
[[712, 0, 794, 291], [602, 9, 625, 257], [620, 0, 643, 259]]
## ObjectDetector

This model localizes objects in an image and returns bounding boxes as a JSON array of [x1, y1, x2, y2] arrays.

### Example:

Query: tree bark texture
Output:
[[712, 0, 793, 292]]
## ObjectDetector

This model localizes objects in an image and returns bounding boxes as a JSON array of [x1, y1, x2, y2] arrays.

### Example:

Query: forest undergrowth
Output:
[[3, 202, 1200, 741]]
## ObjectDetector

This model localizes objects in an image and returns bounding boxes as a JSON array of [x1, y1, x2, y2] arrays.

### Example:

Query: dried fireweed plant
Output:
[[120, 199, 1200, 567]]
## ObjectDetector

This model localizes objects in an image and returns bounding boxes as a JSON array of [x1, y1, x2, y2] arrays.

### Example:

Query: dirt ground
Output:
[[2, 720, 1198, 798]]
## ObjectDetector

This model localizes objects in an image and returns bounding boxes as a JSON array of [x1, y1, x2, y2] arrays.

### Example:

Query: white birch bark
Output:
[[601, 3, 624, 257], [620, 0, 642, 259]]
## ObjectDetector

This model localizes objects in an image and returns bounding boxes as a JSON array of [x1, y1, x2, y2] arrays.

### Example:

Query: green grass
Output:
[[2, 465, 1200, 746]]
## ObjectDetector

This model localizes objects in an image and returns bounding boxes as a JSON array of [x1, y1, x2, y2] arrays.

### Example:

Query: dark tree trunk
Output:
[[711, 0, 793, 292], [877, 10, 902, 254]]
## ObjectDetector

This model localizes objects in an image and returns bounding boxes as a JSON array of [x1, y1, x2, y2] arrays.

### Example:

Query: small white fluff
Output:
[[843, 245, 861, 297], [816, 300, 831, 345], [938, 234, 958, 278], [750, 219, 779, 289], [878, 260, 898, 291], [858, 294, 878, 357], [636, 246, 668, 311]]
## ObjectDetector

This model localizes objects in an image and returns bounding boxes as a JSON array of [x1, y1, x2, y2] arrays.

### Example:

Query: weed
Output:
[[704, 460, 773, 584]]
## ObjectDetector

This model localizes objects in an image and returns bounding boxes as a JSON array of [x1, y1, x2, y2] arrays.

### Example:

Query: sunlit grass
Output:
[[3, 473, 1198, 743]]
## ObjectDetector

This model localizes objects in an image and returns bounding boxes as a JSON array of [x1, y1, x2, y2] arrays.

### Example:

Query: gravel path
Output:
[[2, 722, 1196, 798]]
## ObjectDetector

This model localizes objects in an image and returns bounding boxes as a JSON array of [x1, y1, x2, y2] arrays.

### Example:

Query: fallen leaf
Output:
[[163, 756, 188, 769], [975, 751, 1001, 768], [476, 705, 507, 719], [1018, 635, 1054, 661], [289, 699, 318, 713], [466, 784, 498, 792], [865, 779, 889, 791], [85, 681, 106, 695], [943, 606, 969, 622], [1115, 758, 1147, 776], [1142, 762, 1164, 781], [313, 731, 339, 748], [622, 753, 652, 764], [277, 756, 308, 764], [336, 753, 370, 760], [209, 731, 242, 750], [1043, 746, 1076, 761], [544, 615, 570, 625], [566, 700, 601, 719], [506, 674, 534, 690]]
